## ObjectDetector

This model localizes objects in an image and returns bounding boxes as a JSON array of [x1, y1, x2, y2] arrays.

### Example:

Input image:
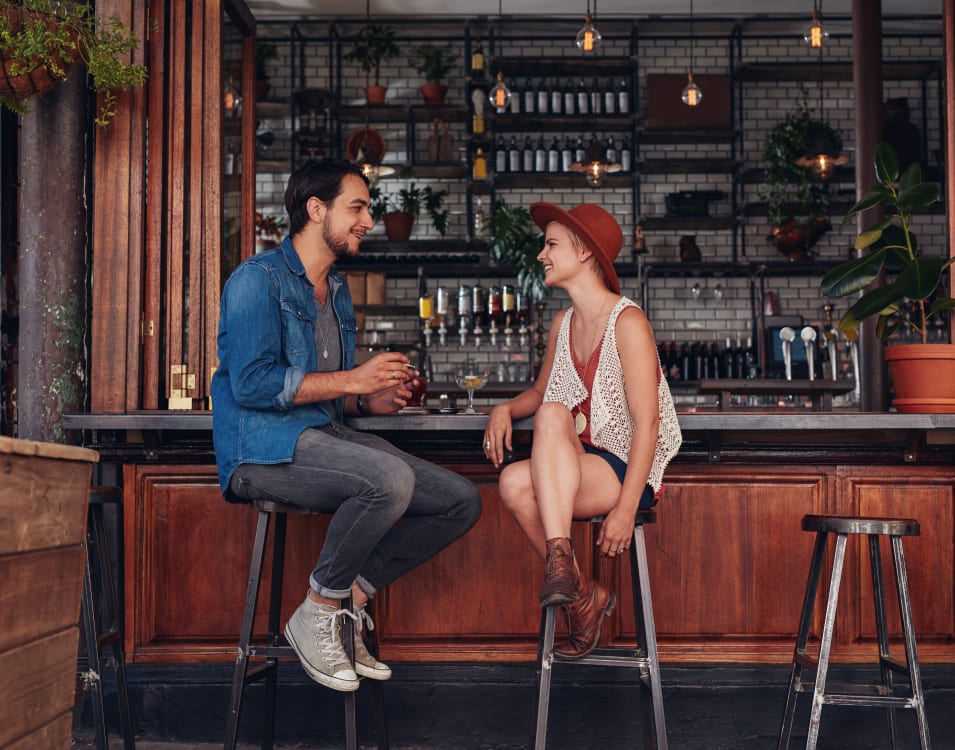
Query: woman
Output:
[[483, 202, 681, 658]]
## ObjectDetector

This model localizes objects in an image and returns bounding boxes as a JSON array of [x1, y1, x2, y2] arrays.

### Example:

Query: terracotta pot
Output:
[[365, 85, 387, 105], [0, 8, 73, 100], [383, 212, 415, 241], [884, 343, 955, 413], [419, 83, 448, 105]]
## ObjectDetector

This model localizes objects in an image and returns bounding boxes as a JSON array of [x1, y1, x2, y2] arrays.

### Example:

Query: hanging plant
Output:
[[0, 0, 147, 126]]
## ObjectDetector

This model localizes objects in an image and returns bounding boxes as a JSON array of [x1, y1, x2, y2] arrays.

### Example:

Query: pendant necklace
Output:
[[316, 287, 330, 359], [573, 296, 612, 435]]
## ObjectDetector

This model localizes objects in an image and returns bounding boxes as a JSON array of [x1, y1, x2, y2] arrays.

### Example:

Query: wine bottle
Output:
[[619, 137, 632, 172], [606, 136, 617, 164], [508, 136, 520, 172], [534, 136, 547, 172], [495, 136, 507, 173], [523, 80, 535, 114], [470, 39, 485, 77], [561, 137, 574, 172], [472, 147, 487, 179], [522, 136, 534, 172], [617, 78, 630, 113], [589, 77, 601, 115], [603, 78, 615, 114], [509, 79, 521, 114], [536, 78, 548, 114], [574, 135, 586, 163], [721, 338, 734, 379], [576, 79, 589, 115], [563, 79, 575, 115], [550, 79, 562, 114]]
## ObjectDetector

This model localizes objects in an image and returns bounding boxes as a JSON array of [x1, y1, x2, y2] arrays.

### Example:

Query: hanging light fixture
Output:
[[488, 0, 511, 112], [223, 75, 241, 113], [351, 0, 394, 186], [804, 2, 829, 49], [570, 136, 621, 188], [575, 0, 602, 54], [681, 0, 702, 106], [794, 26, 847, 180]]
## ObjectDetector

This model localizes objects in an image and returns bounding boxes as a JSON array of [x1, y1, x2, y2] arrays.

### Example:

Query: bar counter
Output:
[[64, 411, 955, 667]]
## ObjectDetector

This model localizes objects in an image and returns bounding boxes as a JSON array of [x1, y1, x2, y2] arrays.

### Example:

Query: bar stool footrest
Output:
[[556, 651, 651, 669], [822, 691, 920, 709]]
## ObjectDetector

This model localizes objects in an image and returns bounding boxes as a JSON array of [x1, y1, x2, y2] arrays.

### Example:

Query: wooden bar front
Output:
[[66, 413, 955, 667]]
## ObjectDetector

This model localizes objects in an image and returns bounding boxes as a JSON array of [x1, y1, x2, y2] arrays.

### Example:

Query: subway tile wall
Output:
[[252, 21, 947, 405]]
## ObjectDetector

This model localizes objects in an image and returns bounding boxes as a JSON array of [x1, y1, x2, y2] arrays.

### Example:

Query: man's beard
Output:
[[323, 216, 360, 260]]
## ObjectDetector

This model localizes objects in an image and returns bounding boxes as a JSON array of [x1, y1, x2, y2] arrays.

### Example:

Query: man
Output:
[[211, 159, 481, 692]]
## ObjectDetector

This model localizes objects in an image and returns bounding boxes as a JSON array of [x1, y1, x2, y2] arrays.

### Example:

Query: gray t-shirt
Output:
[[314, 296, 342, 420]]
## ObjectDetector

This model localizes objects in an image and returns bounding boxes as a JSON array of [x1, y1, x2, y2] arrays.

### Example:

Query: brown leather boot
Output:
[[539, 537, 580, 607], [554, 575, 616, 659]]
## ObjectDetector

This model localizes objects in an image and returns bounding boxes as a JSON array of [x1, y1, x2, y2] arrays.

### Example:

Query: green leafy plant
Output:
[[256, 40, 278, 81], [376, 180, 449, 236], [489, 199, 548, 302], [409, 42, 457, 84], [760, 91, 840, 253], [0, 0, 147, 126], [820, 142, 955, 345], [344, 23, 399, 87]]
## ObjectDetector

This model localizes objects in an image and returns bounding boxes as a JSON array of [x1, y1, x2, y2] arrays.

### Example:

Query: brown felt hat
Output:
[[529, 202, 623, 294]]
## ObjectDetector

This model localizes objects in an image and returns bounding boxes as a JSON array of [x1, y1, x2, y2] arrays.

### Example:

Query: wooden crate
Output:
[[0, 437, 98, 750]]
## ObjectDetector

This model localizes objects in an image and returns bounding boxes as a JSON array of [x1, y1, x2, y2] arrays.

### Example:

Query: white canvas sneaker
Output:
[[284, 597, 359, 692], [353, 604, 392, 680]]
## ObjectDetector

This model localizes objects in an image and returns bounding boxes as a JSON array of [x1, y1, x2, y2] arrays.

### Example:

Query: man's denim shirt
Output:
[[211, 238, 357, 499]]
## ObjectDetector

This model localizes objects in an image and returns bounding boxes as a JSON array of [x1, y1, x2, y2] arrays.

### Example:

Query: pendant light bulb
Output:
[[224, 77, 240, 112], [489, 71, 511, 113], [576, 11, 602, 54], [682, 72, 703, 107], [804, 7, 828, 48]]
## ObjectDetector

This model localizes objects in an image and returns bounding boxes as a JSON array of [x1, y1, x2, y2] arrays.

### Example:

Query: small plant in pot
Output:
[[409, 42, 457, 105], [344, 23, 399, 106], [760, 93, 840, 261], [375, 178, 449, 241], [255, 40, 278, 101], [0, 0, 147, 126], [820, 142, 955, 412]]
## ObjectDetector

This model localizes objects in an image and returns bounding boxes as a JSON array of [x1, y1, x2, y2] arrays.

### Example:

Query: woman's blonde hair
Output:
[[565, 226, 612, 290]]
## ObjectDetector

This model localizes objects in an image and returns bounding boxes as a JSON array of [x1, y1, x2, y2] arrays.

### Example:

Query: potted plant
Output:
[[375, 177, 449, 241], [409, 42, 457, 105], [0, 0, 147, 126], [820, 142, 955, 412], [344, 23, 399, 106], [255, 39, 278, 101], [489, 199, 548, 303], [759, 93, 840, 261]]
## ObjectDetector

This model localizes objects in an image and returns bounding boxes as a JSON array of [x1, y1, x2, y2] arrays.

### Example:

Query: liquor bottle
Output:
[[501, 282, 516, 343], [576, 79, 589, 115], [509, 79, 521, 114], [561, 137, 574, 172], [547, 137, 561, 172], [550, 79, 562, 114], [470, 39, 485, 78], [606, 136, 617, 164], [418, 267, 433, 348], [619, 137, 632, 172], [574, 135, 586, 163], [471, 282, 486, 332], [617, 78, 630, 114], [721, 338, 735, 379], [508, 136, 521, 172], [473, 197, 488, 240], [487, 284, 502, 345], [472, 147, 488, 179], [589, 77, 601, 115], [536, 78, 548, 114], [733, 336, 745, 379], [709, 341, 721, 380], [457, 285, 472, 346], [522, 136, 534, 172], [603, 78, 616, 114], [534, 136, 547, 172], [563, 79, 575, 115], [495, 136, 507, 173], [680, 342, 691, 381], [744, 336, 758, 378], [523, 80, 535, 114]]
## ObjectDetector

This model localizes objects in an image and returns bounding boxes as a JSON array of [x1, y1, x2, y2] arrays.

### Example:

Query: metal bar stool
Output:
[[778, 514, 932, 750], [79, 486, 136, 750], [223, 499, 389, 750], [534, 510, 667, 750]]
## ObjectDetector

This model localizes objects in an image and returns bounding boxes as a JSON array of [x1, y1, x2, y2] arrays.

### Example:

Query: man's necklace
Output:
[[316, 287, 330, 359]]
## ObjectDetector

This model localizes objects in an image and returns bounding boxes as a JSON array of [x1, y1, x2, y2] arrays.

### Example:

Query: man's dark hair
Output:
[[284, 159, 366, 236]]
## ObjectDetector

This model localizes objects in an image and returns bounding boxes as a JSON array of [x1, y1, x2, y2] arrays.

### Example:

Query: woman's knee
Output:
[[499, 462, 535, 515], [534, 402, 574, 433]]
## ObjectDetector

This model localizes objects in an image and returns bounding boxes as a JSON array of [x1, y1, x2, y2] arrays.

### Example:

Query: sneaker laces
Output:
[[311, 606, 359, 664], [354, 604, 376, 635]]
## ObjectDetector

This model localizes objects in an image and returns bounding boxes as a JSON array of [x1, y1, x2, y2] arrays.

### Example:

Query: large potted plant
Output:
[[375, 180, 449, 241], [409, 42, 457, 105], [760, 95, 840, 261], [0, 0, 147, 126], [820, 142, 955, 413], [489, 198, 548, 303], [344, 23, 399, 106]]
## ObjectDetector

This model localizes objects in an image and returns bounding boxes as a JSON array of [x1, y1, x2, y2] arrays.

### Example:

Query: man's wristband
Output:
[[356, 394, 370, 415]]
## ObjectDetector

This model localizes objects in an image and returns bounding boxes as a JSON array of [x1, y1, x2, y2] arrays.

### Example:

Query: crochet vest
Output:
[[543, 297, 682, 492]]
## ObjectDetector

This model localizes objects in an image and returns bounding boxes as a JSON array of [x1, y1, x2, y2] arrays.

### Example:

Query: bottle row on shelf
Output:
[[419, 281, 536, 349], [473, 134, 632, 177], [660, 338, 759, 383], [479, 77, 632, 118]]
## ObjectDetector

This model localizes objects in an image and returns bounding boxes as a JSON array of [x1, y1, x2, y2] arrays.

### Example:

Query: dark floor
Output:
[[72, 662, 955, 750]]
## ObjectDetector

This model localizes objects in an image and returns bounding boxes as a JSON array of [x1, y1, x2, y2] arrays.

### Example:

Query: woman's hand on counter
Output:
[[484, 403, 513, 468]]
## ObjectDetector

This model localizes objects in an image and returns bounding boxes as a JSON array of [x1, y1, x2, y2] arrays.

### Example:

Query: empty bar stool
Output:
[[79, 486, 136, 750], [224, 499, 389, 750], [534, 510, 667, 750], [778, 514, 932, 750]]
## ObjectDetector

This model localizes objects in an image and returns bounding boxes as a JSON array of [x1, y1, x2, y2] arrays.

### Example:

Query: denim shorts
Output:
[[582, 443, 657, 509]]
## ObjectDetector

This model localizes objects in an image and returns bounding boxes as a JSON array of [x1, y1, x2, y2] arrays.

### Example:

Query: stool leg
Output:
[[890, 535, 932, 750], [532, 605, 558, 750], [261, 513, 288, 750], [362, 603, 390, 750], [81, 533, 109, 750], [342, 594, 358, 750], [806, 532, 848, 750], [224, 510, 272, 750], [630, 524, 668, 750], [868, 534, 898, 748]]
